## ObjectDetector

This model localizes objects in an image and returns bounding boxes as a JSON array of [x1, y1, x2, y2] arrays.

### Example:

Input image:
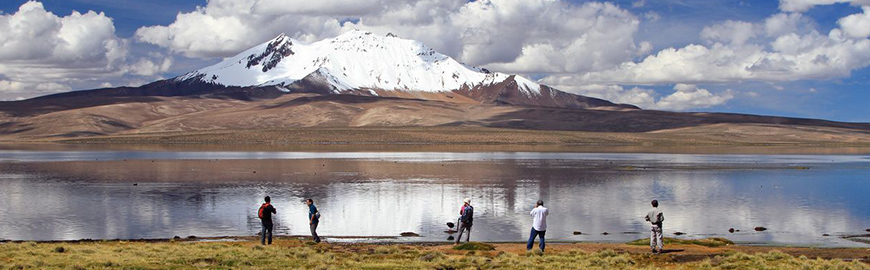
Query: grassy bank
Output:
[[1, 239, 867, 270]]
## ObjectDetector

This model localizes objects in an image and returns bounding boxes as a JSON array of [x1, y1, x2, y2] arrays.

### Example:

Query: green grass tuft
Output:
[[452, 242, 496, 251], [627, 237, 734, 247]]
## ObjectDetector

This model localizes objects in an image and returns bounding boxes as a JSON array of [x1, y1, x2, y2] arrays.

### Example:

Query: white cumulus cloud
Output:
[[554, 84, 733, 111], [135, 0, 647, 75], [0, 1, 172, 97], [448, 1, 644, 74], [838, 6, 870, 39], [655, 84, 734, 111], [134, 0, 350, 58], [0, 80, 71, 93], [546, 7, 870, 86], [700, 20, 758, 45], [778, 0, 870, 12]]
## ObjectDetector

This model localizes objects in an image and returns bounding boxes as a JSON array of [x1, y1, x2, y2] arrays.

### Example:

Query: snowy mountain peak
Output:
[[177, 30, 541, 95], [244, 33, 294, 73]]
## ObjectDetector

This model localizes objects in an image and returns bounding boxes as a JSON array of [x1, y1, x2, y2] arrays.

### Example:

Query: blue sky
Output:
[[1, 0, 869, 122]]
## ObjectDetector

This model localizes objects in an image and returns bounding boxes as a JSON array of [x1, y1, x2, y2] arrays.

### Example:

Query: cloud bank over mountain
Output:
[[0, 1, 171, 99], [127, 0, 870, 111], [2, 0, 870, 115]]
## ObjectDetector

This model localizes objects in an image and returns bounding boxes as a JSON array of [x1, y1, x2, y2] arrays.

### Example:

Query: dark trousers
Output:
[[455, 221, 471, 244], [310, 222, 320, 243], [261, 222, 273, 245], [527, 227, 546, 251]]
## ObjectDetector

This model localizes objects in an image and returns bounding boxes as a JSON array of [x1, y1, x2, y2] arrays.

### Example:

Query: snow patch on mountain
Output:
[[177, 30, 541, 95]]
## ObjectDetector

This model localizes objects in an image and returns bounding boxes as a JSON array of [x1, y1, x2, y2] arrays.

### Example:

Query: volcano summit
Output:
[[167, 30, 636, 110], [1, 31, 869, 144]]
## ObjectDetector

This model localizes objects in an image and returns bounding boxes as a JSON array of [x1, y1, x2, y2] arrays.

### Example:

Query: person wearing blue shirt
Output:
[[305, 198, 321, 243]]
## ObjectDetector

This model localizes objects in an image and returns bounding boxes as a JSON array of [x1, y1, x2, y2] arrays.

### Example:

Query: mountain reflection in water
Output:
[[0, 151, 868, 247]]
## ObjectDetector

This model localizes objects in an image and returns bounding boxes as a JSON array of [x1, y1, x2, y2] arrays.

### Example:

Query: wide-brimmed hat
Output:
[[463, 198, 471, 203]]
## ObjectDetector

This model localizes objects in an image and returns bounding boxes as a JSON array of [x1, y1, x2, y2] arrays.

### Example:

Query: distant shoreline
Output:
[[3, 127, 870, 154]]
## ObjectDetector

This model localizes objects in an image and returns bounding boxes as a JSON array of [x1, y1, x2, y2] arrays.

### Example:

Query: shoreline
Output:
[[4, 141, 870, 155], [4, 126, 870, 150], [2, 237, 868, 269], [4, 234, 869, 247]]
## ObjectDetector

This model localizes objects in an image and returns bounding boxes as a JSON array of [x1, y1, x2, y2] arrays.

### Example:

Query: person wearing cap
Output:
[[527, 200, 549, 252], [645, 199, 664, 254], [454, 198, 474, 244]]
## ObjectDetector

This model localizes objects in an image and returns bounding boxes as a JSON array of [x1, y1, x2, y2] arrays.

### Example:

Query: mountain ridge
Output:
[[26, 30, 637, 110], [3, 31, 870, 142]]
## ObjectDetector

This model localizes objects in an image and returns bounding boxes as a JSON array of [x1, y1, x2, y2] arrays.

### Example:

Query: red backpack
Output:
[[258, 203, 270, 219]]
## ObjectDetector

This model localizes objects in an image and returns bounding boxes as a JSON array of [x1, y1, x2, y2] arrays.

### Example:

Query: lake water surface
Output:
[[0, 149, 868, 247]]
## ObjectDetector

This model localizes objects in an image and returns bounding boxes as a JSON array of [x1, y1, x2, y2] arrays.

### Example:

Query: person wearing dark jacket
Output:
[[259, 196, 277, 245], [454, 198, 473, 244], [306, 198, 321, 243]]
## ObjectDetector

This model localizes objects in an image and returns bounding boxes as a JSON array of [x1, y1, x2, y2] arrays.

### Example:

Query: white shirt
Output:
[[530, 206, 549, 231]]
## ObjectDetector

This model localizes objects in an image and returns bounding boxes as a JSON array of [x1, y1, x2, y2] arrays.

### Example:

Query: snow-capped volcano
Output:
[[178, 30, 540, 95], [169, 30, 635, 109]]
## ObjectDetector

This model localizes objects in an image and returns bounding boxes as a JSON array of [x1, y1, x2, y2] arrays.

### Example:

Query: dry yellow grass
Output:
[[1, 239, 867, 270]]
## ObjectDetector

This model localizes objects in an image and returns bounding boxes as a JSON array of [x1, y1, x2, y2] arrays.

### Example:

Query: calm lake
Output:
[[0, 148, 868, 247]]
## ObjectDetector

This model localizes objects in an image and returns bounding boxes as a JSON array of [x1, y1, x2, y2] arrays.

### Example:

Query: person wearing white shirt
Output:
[[645, 199, 664, 254], [527, 200, 549, 252]]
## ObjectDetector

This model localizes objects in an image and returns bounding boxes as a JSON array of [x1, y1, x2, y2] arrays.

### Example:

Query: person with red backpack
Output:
[[258, 196, 277, 245]]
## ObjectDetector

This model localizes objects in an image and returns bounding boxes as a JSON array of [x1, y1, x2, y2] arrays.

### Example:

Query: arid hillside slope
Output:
[[1, 93, 869, 145]]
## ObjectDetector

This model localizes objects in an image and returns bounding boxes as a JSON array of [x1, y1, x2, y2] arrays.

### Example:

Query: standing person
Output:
[[645, 199, 664, 254], [527, 200, 548, 252], [258, 196, 276, 245], [305, 199, 321, 243], [454, 198, 474, 244]]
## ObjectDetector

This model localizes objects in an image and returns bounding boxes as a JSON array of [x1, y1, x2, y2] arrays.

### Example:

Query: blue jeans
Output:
[[526, 227, 546, 251], [261, 223, 273, 245]]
